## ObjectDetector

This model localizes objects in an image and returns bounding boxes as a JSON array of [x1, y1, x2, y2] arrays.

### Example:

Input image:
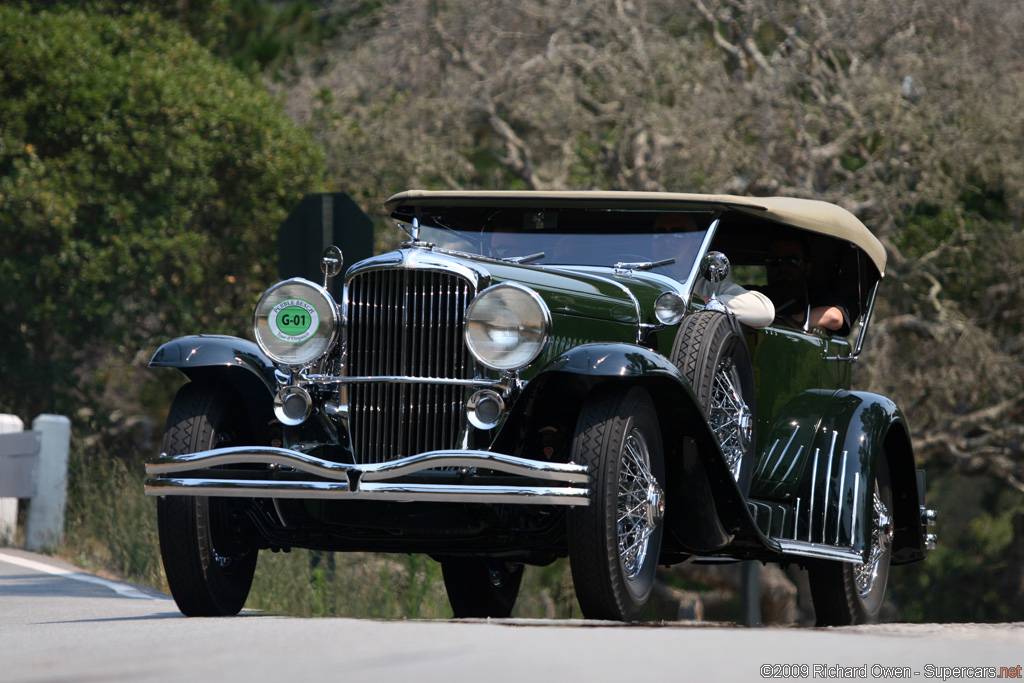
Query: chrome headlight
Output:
[[465, 283, 551, 371], [654, 292, 685, 325], [253, 278, 339, 367]]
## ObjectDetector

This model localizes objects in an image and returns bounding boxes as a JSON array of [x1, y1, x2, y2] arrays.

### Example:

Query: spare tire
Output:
[[670, 310, 756, 495]]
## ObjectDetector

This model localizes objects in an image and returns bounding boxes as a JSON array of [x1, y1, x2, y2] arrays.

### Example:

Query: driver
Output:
[[654, 213, 774, 329], [760, 238, 849, 334]]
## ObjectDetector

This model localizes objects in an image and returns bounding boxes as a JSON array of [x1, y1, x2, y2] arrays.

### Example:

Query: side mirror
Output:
[[700, 251, 730, 283], [321, 245, 344, 286], [700, 251, 730, 314]]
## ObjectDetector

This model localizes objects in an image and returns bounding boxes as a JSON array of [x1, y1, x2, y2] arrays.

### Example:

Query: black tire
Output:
[[568, 386, 665, 621], [808, 455, 893, 625], [156, 382, 258, 617], [670, 310, 756, 494], [441, 559, 524, 618]]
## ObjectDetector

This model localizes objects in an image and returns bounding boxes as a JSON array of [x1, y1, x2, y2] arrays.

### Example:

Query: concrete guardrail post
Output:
[[0, 414, 25, 543], [0, 413, 71, 551], [25, 415, 72, 552]]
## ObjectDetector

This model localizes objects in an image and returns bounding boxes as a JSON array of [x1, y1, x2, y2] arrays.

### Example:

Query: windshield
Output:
[[411, 208, 715, 280]]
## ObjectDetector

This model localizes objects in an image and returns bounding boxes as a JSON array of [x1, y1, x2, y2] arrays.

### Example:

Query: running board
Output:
[[773, 539, 864, 563]]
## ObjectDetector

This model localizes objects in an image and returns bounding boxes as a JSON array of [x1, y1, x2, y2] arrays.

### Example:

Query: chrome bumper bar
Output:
[[145, 446, 590, 506]]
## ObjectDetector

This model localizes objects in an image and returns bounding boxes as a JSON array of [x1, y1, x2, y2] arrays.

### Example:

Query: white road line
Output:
[[0, 551, 165, 600]]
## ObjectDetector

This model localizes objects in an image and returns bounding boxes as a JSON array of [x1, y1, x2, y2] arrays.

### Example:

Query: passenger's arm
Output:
[[696, 280, 775, 328]]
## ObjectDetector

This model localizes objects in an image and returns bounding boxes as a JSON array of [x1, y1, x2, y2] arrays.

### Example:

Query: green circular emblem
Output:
[[269, 298, 320, 343], [278, 305, 312, 336]]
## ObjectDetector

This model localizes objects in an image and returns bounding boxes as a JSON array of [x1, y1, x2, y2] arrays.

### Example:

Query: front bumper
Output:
[[145, 447, 590, 506]]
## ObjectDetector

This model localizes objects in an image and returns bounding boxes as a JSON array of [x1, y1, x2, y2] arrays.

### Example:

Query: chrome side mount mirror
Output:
[[321, 245, 344, 287], [700, 251, 730, 314], [701, 251, 730, 283]]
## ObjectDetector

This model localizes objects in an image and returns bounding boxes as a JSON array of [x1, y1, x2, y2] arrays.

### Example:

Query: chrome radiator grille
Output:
[[346, 268, 474, 463]]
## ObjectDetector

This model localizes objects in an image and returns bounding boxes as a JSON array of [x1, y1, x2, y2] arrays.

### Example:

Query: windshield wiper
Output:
[[613, 258, 675, 271], [501, 252, 546, 264]]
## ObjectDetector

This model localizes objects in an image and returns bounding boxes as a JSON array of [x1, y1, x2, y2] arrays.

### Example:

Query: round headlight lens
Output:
[[254, 278, 339, 366], [465, 283, 551, 371], [654, 292, 686, 325]]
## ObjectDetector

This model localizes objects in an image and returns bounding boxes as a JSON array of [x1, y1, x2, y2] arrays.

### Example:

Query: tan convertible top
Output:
[[386, 190, 886, 275]]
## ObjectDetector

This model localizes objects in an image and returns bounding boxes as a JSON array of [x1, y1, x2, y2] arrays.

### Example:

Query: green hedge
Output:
[[0, 6, 328, 420]]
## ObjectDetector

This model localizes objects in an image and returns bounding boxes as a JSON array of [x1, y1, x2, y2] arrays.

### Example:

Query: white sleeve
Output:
[[695, 279, 775, 329]]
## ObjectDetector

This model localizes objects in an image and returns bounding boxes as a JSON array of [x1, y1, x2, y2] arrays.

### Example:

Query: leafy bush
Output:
[[0, 6, 328, 422]]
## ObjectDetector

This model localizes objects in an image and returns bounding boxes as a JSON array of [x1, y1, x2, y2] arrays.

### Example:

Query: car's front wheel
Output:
[[441, 559, 524, 618], [568, 385, 665, 621], [156, 382, 259, 617], [808, 455, 894, 625]]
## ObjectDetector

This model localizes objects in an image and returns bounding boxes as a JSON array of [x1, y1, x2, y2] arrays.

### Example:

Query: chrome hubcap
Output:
[[710, 358, 751, 482], [618, 428, 662, 580]]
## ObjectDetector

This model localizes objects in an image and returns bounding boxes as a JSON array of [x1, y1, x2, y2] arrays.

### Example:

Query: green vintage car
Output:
[[146, 190, 936, 623]]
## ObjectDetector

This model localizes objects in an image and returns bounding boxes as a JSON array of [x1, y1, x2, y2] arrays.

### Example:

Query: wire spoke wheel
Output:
[[808, 454, 893, 625], [671, 310, 757, 494], [617, 428, 659, 579], [708, 357, 753, 480], [569, 386, 665, 621], [855, 486, 893, 597]]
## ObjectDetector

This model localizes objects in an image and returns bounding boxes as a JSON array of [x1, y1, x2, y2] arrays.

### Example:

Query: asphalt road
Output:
[[1, 548, 1022, 682]]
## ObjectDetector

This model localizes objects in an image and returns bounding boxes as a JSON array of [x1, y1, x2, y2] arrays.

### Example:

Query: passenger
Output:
[[653, 213, 774, 329], [760, 238, 850, 335]]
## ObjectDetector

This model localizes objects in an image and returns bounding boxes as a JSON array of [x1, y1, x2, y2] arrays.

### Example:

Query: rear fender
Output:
[[751, 389, 924, 561]]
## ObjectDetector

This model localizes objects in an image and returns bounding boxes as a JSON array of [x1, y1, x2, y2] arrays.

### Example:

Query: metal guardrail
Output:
[[0, 414, 71, 551]]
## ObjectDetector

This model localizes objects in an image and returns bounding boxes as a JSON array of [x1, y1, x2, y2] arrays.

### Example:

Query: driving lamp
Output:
[[254, 278, 340, 366]]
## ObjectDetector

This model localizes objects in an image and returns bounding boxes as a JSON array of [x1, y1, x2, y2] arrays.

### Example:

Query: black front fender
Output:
[[498, 342, 777, 558], [151, 335, 276, 387], [150, 335, 277, 435]]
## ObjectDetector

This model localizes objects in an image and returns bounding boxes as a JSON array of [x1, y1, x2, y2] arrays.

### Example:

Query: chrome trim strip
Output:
[[344, 248, 492, 292], [822, 431, 837, 543], [835, 449, 849, 544], [756, 438, 780, 480], [808, 448, 820, 542], [794, 497, 801, 539], [852, 472, 861, 546], [767, 426, 800, 480], [775, 539, 863, 563], [300, 374, 504, 388], [777, 445, 804, 489], [147, 446, 589, 484], [145, 478, 589, 505]]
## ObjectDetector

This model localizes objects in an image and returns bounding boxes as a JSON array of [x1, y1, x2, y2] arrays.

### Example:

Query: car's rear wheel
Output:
[[441, 559, 524, 618], [157, 382, 258, 617], [670, 310, 756, 494], [568, 386, 665, 621], [808, 455, 893, 625]]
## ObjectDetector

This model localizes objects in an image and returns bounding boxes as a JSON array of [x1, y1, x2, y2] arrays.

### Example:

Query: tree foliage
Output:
[[277, 0, 1024, 490], [0, 6, 327, 421], [274, 0, 1024, 620]]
